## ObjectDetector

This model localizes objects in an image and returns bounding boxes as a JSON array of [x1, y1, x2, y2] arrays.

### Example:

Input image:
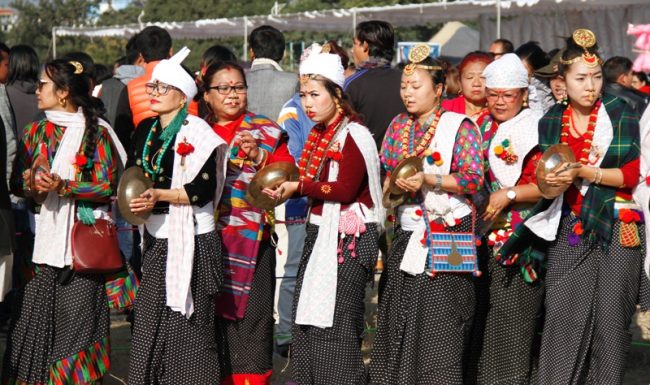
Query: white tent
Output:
[[429, 21, 480, 58], [52, 0, 650, 59]]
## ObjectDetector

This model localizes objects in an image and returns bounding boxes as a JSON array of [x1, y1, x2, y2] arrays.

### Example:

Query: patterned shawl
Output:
[[498, 94, 641, 279]]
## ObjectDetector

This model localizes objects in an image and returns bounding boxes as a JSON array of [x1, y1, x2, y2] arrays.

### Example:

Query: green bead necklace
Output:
[[141, 105, 188, 180]]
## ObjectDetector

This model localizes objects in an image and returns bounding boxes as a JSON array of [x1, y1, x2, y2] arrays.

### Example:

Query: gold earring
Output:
[[522, 98, 528, 108], [59, 98, 67, 108]]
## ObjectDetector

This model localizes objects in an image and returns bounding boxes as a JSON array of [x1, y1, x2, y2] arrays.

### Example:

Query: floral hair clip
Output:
[[403, 43, 442, 76]]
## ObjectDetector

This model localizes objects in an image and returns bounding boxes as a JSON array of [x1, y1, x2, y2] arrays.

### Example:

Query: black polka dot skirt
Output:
[[217, 240, 276, 378], [463, 241, 543, 385], [538, 216, 645, 385], [128, 230, 223, 384], [369, 216, 475, 385], [290, 223, 379, 385], [2, 265, 110, 384]]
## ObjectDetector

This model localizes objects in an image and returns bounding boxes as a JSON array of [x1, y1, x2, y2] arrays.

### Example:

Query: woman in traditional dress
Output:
[[2, 59, 126, 384], [368, 44, 484, 385], [463, 53, 545, 385], [441, 51, 492, 123], [127, 48, 227, 384], [200, 60, 293, 385], [502, 29, 644, 385], [263, 44, 384, 385]]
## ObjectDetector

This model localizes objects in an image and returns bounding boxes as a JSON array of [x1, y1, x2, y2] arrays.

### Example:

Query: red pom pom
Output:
[[75, 154, 88, 168], [475, 239, 482, 247], [432, 152, 442, 161], [429, 222, 445, 232], [177, 141, 195, 156], [415, 209, 422, 217], [619, 209, 635, 224], [573, 222, 584, 235], [646, 176, 650, 186], [387, 215, 395, 222]]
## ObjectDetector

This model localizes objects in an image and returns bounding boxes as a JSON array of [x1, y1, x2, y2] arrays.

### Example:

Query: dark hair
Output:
[[44, 60, 106, 177], [248, 25, 285, 62], [492, 39, 514, 54], [558, 34, 601, 76], [61, 51, 96, 83], [405, 56, 447, 88], [201, 45, 237, 68], [633, 71, 648, 84], [355, 20, 395, 62], [136, 26, 172, 63], [8, 44, 39, 84], [458, 51, 493, 75], [603, 56, 633, 83], [94, 64, 112, 83], [125, 34, 140, 65], [515, 41, 549, 71], [200, 61, 247, 119], [0, 42, 9, 56], [445, 65, 461, 96], [304, 75, 360, 122], [323, 40, 350, 70]]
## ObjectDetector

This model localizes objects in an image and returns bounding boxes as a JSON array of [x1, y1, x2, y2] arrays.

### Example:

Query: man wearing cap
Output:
[[535, 49, 567, 104]]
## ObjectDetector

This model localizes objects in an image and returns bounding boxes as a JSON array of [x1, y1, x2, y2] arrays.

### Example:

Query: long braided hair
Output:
[[44, 59, 106, 178]]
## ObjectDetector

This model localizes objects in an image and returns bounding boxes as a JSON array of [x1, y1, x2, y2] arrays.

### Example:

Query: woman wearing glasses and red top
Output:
[[126, 49, 227, 384], [464, 53, 544, 385], [200, 61, 292, 385]]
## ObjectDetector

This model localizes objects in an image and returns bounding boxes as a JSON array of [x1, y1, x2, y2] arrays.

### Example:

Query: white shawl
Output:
[[33, 109, 126, 268], [163, 115, 226, 317], [295, 122, 384, 328], [633, 105, 650, 278]]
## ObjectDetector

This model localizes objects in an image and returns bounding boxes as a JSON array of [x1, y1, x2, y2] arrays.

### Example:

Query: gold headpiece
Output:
[[68, 61, 84, 75], [559, 29, 603, 68], [321, 43, 332, 54], [403, 44, 442, 76]]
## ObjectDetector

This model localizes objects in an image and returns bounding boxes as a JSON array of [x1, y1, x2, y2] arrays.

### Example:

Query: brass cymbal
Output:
[[535, 143, 578, 199], [246, 162, 299, 210], [30, 154, 50, 204], [388, 156, 423, 195], [382, 189, 406, 209], [117, 166, 153, 225]]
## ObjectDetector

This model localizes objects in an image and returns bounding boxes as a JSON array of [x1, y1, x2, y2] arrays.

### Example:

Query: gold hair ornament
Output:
[[68, 61, 84, 75], [403, 43, 442, 76], [321, 43, 332, 54], [559, 29, 603, 68]]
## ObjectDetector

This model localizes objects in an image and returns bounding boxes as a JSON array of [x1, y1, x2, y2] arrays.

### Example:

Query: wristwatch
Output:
[[506, 188, 517, 202]]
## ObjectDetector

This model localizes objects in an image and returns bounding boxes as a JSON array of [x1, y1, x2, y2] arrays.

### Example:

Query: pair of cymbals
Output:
[[117, 166, 153, 225], [246, 161, 300, 210], [535, 144, 579, 199], [29, 154, 51, 204], [382, 157, 423, 209]]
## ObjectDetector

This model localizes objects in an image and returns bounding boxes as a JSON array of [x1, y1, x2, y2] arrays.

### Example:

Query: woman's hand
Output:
[[481, 189, 510, 221], [34, 172, 63, 193], [395, 172, 424, 193], [237, 131, 260, 162], [262, 181, 299, 201], [544, 162, 581, 188], [129, 188, 160, 215]]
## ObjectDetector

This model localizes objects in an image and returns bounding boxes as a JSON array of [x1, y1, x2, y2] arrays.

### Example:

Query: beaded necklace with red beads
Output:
[[400, 106, 442, 158], [298, 112, 345, 182], [560, 99, 601, 165]]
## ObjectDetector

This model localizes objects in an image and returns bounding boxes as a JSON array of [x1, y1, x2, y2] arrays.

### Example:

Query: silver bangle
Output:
[[434, 174, 443, 191]]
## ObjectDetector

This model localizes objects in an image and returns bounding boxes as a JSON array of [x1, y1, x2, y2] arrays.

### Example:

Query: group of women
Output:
[[1, 27, 648, 385]]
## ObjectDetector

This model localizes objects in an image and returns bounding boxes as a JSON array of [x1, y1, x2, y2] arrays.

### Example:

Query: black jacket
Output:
[[603, 83, 649, 117]]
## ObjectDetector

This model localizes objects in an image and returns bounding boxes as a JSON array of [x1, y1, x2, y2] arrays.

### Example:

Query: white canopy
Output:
[[52, 0, 650, 59]]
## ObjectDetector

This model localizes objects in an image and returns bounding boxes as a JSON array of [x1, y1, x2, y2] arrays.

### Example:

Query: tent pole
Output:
[[496, 0, 501, 39], [352, 10, 356, 33], [52, 27, 57, 58], [243, 16, 248, 62]]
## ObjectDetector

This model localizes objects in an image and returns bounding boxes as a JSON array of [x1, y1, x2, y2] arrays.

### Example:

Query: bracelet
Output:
[[253, 149, 267, 167], [433, 174, 443, 191], [299, 181, 304, 195], [57, 179, 70, 197], [175, 188, 181, 204], [594, 167, 603, 185]]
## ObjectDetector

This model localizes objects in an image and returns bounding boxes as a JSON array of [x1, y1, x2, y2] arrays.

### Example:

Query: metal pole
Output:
[[352, 10, 356, 34], [243, 16, 248, 62], [496, 0, 501, 39], [52, 27, 57, 59]]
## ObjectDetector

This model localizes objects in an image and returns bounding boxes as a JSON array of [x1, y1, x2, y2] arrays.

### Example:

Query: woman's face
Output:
[[300, 78, 337, 125], [563, 60, 603, 110], [486, 87, 527, 123], [203, 68, 248, 122], [36, 71, 67, 111], [549, 76, 567, 101], [400, 68, 441, 117], [146, 80, 186, 115], [460, 61, 488, 105]]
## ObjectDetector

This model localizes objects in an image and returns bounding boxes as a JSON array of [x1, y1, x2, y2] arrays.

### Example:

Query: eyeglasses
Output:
[[485, 90, 522, 103], [206, 84, 248, 95], [145, 82, 180, 96]]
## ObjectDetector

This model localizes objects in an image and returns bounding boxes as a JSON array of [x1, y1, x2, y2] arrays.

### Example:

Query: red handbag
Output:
[[71, 218, 124, 274]]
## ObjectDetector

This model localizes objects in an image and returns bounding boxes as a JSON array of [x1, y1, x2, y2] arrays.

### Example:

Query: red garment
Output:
[[220, 370, 272, 385], [639, 85, 650, 96], [301, 133, 373, 216], [441, 95, 466, 114], [563, 132, 639, 215]]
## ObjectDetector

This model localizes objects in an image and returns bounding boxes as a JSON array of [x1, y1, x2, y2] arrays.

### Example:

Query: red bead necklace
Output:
[[298, 112, 345, 182], [560, 99, 601, 165]]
